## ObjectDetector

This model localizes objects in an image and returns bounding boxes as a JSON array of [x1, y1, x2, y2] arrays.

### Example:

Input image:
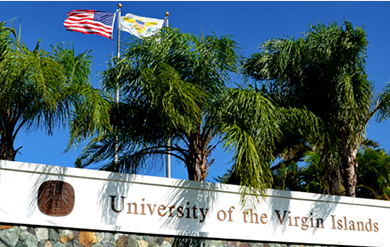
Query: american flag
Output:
[[64, 10, 116, 39]]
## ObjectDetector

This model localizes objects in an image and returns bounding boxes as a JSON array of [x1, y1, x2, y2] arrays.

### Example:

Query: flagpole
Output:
[[165, 12, 169, 27], [164, 12, 171, 179], [116, 3, 121, 102], [115, 3, 122, 165]]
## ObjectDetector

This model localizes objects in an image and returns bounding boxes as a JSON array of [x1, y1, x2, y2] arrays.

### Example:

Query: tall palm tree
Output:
[[75, 28, 278, 200], [242, 20, 390, 197], [0, 22, 110, 161], [77, 28, 242, 180]]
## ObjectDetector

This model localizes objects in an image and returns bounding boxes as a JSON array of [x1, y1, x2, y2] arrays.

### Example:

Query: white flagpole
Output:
[[164, 12, 171, 179], [115, 3, 122, 165]]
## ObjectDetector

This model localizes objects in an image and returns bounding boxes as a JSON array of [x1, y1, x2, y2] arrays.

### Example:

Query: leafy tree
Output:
[[270, 151, 329, 194], [271, 144, 390, 201], [242, 20, 390, 197], [300, 151, 331, 194], [356, 146, 390, 200], [0, 21, 110, 161], [76, 28, 292, 200], [77, 28, 240, 180], [271, 162, 301, 191]]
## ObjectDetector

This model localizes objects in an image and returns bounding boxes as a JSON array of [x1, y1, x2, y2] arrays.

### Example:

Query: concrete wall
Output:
[[3, 161, 385, 246]]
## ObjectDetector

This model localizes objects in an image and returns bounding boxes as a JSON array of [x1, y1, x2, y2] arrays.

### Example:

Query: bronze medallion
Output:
[[37, 180, 75, 217]]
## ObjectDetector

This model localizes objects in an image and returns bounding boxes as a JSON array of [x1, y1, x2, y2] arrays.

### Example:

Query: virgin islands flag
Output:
[[119, 13, 164, 38]]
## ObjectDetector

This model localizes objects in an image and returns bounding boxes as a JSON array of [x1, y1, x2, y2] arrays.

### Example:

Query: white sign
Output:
[[0, 160, 389, 246]]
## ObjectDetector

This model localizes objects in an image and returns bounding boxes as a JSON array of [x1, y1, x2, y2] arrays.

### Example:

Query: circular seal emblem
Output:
[[37, 180, 75, 217]]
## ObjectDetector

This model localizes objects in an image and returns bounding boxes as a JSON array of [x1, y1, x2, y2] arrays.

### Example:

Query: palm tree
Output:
[[356, 145, 390, 200], [242, 20, 390, 197], [270, 143, 390, 199], [77, 28, 240, 179], [0, 22, 110, 161], [75, 28, 285, 200]]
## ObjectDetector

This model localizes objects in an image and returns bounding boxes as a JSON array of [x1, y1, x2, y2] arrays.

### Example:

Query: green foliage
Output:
[[269, 144, 390, 201], [300, 151, 330, 194], [242, 20, 370, 138], [0, 21, 110, 160], [78, 27, 243, 177], [271, 162, 301, 191], [50, 43, 111, 148], [75, 21, 390, 202], [271, 152, 329, 194], [356, 146, 390, 200], [214, 169, 233, 184], [209, 87, 324, 202], [78, 28, 295, 202], [242, 20, 375, 196], [216, 87, 279, 200]]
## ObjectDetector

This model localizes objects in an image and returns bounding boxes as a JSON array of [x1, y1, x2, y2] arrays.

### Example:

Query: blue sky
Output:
[[1, 1, 390, 182]]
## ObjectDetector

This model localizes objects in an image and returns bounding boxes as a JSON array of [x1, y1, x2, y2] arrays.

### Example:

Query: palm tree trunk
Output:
[[0, 110, 18, 161], [342, 146, 359, 197], [186, 132, 214, 182], [335, 126, 360, 197], [187, 152, 208, 181], [0, 132, 17, 161], [328, 165, 343, 195]]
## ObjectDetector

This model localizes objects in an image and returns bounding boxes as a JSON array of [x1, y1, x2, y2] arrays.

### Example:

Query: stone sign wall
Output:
[[0, 224, 337, 247]]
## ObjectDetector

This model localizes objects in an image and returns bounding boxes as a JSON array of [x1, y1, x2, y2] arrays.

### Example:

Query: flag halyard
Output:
[[64, 9, 116, 39]]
